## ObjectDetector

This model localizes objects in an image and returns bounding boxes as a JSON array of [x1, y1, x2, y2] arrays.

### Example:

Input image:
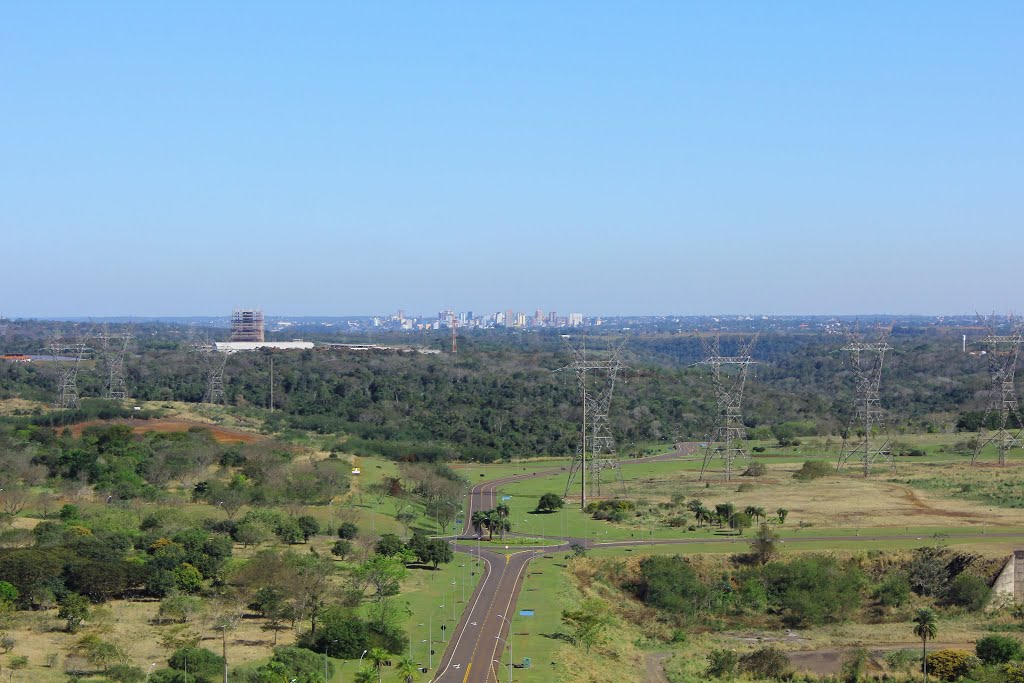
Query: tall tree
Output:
[[913, 608, 938, 683]]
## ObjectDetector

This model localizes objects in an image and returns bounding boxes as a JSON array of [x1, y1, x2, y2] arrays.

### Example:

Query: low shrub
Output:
[[925, 649, 977, 681], [793, 460, 833, 481]]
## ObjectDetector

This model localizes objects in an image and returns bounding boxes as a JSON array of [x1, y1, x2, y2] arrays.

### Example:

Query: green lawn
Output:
[[326, 553, 484, 682], [500, 553, 575, 683]]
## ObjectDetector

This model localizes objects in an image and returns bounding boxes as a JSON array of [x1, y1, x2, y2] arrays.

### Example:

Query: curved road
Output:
[[431, 447, 1024, 682]]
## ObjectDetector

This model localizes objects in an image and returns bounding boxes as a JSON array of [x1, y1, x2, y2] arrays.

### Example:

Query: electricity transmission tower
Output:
[[561, 337, 627, 507], [836, 325, 895, 476], [192, 337, 228, 404], [97, 326, 132, 400], [698, 332, 758, 481], [47, 334, 89, 410], [971, 316, 1023, 466]]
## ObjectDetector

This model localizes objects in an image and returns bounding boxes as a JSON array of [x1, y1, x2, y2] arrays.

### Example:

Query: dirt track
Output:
[[68, 418, 263, 444]]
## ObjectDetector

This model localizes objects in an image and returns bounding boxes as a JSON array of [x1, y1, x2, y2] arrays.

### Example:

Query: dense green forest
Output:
[[0, 322, 1002, 461]]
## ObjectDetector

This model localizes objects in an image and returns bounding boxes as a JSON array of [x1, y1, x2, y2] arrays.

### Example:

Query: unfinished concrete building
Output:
[[230, 309, 265, 342]]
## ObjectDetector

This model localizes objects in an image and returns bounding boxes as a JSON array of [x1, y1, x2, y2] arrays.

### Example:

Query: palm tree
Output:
[[354, 666, 377, 683], [495, 503, 511, 540], [752, 506, 766, 524], [471, 511, 488, 539], [744, 505, 759, 522], [776, 508, 788, 524], [368, 646, 389, 683], [395, 655, 420, 683], [686, 499, 704, 516], [484, 510, 501, 540], [913, 608, 938, 682]]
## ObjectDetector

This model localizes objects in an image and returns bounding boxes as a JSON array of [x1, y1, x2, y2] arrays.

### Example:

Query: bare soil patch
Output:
[[788, 642, 973, 676], [68, 418, 263, 444]]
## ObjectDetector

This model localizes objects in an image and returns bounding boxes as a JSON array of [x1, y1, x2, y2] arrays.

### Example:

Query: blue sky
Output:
[[2, 2, 1021, 317]]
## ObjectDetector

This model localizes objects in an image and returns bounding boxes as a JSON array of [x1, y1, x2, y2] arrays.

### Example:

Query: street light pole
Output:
[[497, 613, 513, 683], [494, 637, 513, 683]]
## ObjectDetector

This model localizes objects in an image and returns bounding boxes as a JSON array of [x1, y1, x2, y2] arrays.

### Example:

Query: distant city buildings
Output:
[[354, 306, 594, 332]]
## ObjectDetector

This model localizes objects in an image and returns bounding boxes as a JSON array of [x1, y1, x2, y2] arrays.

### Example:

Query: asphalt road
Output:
[[431, 447, 699, 683], [431, 445, 1024, 682]]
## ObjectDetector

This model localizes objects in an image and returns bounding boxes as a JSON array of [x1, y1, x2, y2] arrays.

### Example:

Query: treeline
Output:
[[0, 325, 1000, 460]]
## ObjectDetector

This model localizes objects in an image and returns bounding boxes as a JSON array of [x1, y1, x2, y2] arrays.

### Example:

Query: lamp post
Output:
[[496, 613, 513, 683], [451, 581, 457, 620], [324, 639, 338, 683], [146, 663, 156, 682], [494, 635, 513, 683]]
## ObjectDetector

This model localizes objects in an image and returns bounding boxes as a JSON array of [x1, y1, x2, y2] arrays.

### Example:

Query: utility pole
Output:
[[269, 354, 274, 411]]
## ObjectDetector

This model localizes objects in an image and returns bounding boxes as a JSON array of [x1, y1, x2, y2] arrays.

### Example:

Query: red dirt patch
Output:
[[68, 418, 263, 444]]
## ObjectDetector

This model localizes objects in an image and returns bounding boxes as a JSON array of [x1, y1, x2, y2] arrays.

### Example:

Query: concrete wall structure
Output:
[[989, 550, 1024, 608]]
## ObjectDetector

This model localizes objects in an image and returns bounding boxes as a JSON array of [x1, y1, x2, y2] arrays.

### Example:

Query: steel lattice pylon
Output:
[[97, 326, 133, 400], [193, 338, 228, 404], [561, 337, 627, 507], [47, 335, 88, 410], [836, 325, 895, 476], [971, 316, 1023, 466], [698, 332, 758, 481]]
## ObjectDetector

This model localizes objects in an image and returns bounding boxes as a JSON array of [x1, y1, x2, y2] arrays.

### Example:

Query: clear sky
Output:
[[2, 2, 1021, 318]]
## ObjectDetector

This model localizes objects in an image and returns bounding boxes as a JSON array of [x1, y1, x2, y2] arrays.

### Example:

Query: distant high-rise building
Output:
[[548, 311, 558, 325], [515, 312, 527, 327], [230, 309, 264, 342], [568, 313, 583, 327]]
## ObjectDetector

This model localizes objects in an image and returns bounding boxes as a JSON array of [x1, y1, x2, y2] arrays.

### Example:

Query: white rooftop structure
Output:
[[214, 340, 314, 354]]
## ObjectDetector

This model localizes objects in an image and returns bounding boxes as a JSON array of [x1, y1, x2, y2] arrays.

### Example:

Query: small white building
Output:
[[214, 340, 315, 354]]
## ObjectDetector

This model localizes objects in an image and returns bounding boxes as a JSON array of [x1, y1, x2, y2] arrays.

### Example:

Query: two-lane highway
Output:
[[432, 446, 699, 682]]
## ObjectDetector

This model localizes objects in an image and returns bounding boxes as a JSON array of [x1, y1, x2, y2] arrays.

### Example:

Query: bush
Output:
[[169, 647, 224, 683], [946, 573, 990, 611], [630, 556, 706, 618], [925, 649, 977, 681], [706, 649, 738, 678], [0, 581, 18, 604], [738, 646, 790, 679], [331, 539, 352, 559], [884, 648, 917, 672], [792, 461, 832, 481], [841, 648, 869, 683], [742, 462, 767, 477], [106, 664, 146, 682], [299, 606, 370, 658], [761, 555, 864, 627], [976, 635, 1024, 664], [337, 522, 359, 539], [874, 572, 911, 608]]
